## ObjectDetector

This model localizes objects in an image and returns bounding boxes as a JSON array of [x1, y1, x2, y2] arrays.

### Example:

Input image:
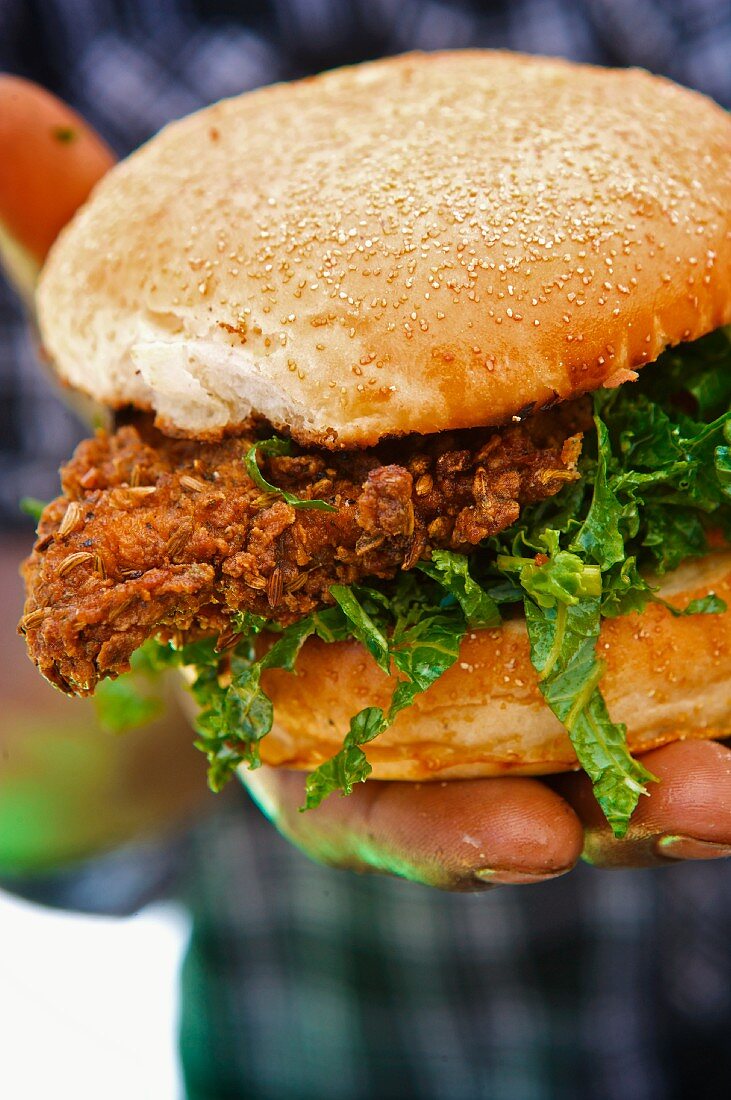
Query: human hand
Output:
[[242, 739, 731, 890], [0, 84, 208, 872], [5, 75, 731, 891], [0, 536, 214, 873]]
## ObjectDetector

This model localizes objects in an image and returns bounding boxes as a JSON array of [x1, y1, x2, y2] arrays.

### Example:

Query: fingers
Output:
[[243, 768, 584, 891], [0, 75, 114, 268], [555, 739, 731, 868]]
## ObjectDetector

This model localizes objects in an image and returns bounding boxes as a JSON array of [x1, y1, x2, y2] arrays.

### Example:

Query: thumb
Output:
[[554, 739, 731, 868], [243, 766, 584, 891]]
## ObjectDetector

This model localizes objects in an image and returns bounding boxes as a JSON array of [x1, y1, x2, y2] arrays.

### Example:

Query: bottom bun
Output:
[[255, 552, 731, 780]]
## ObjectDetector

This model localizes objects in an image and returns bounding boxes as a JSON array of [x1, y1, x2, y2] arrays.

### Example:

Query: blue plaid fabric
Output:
[[174, 789, 731, 1100], [2, 3, 731, 1098], [8, 784, 731, 1100]]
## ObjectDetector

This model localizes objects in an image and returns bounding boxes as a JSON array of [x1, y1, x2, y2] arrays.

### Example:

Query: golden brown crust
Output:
[[20, 409, 581, 694], [37, 51, 731, 446], [257, 553, 731, 778]]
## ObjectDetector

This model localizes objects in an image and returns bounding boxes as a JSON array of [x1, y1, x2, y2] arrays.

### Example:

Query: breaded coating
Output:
[[21, 405, 586, 694]]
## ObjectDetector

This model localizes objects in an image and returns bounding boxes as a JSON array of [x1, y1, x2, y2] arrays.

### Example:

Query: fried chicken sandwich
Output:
[[20, 51, 731, 834]]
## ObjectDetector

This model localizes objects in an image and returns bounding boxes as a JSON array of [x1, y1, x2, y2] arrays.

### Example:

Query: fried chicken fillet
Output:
[[22, 406, 585, 694]]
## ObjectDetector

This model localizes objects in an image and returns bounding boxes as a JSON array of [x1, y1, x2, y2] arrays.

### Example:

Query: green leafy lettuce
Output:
[[111, 328, 731, 837], [95, 643, 165, 732], [496, 533, 654, 833], [244, 437, 336, 511], [135, 555, 487, 805], [20, 497, 48, 523]]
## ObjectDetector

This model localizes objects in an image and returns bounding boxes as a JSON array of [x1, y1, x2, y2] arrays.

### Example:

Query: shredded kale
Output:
[[94, 643, 164, 732], [244, 437, 337, 511], [20, 497, 48, 523], [329, 585, 391, 671], [481, 328, 731, 833], [230, 610, 269, 636], [305, 575, 470, 809], [495, 534, 655, 834], [104, 328, 731, 836], [416, 548, 501, 626]]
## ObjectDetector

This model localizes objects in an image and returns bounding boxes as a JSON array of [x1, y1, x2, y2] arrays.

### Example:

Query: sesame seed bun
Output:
[[254, 553, 731, 779], [37, 51, 730, 447]]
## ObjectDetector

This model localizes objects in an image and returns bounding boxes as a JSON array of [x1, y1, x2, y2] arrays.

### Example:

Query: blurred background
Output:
[[1, 3, 731, 1099]]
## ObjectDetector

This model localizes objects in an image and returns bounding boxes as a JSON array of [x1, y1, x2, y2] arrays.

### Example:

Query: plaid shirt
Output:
[[2, 3, 731, 1098], [11, 786, 731, 1100], [174, 790, 731, 1100]]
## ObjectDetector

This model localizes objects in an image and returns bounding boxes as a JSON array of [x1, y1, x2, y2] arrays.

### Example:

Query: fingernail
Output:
[[656, 836, 731, 861], [474, 867, 568, 885]]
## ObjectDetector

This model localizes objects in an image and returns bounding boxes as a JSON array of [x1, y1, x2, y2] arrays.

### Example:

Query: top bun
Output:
[[37, 51, 731, 448]]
